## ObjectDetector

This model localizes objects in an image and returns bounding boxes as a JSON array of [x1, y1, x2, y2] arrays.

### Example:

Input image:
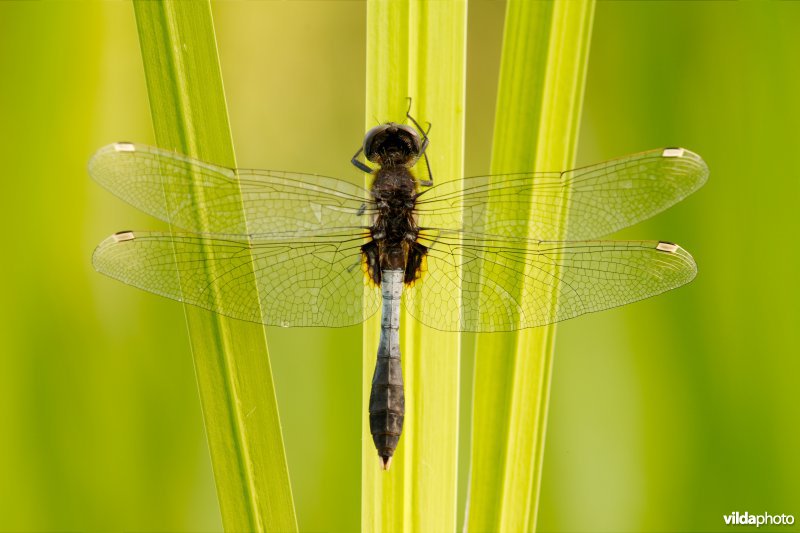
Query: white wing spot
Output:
[[113, 142, 136, 152], [662, 148, 685, 158], [112, 231, 135, 242], [656, 242, 679, 253]]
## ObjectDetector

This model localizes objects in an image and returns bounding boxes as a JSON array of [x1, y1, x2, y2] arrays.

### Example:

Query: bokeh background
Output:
[[1, 1, 798, 531]]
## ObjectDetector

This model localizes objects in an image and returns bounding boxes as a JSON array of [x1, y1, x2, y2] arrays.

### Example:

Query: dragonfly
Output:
[[90, 113, 707, 470]]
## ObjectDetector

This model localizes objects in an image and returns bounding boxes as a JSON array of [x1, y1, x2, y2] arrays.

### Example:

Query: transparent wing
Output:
[[405, 230, 696, 332], [89, 143, 375, 234], [92, 230, 378, 328], [415, 147, 708, 240]]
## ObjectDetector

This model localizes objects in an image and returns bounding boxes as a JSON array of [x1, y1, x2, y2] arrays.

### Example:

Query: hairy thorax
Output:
[[362, 166, 427, 285]]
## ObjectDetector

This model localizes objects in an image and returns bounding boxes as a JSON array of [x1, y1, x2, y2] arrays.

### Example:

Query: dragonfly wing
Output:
[[93, 230, 378, 328], [415, 147, 708, 240], [404, 230, 697, 332], [89, 143, 374, 234]]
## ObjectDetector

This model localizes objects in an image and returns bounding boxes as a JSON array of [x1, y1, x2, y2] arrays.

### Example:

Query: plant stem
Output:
[[133, 2, 297, 530], [466, 1, 595, 531], [362, 1, 467, 531]]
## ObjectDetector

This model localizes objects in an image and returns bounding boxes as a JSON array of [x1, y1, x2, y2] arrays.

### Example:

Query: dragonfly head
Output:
[[363, 122, 421, 167]]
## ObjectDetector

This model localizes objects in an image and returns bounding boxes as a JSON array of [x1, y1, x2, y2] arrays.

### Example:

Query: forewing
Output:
[[93, 230, 378, 328], [89, 143, 374, 234], [405, 230, 696, 332], [415, 147, 707, 240]]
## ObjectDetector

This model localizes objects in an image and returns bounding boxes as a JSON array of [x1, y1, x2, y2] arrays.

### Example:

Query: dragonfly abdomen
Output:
[[368, 269, 405, 470]]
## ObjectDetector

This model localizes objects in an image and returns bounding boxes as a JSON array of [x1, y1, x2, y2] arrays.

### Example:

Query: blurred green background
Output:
[[0, 1, 797, 532]]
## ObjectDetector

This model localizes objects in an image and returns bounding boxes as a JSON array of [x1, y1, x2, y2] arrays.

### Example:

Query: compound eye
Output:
[[363, 124, 390, 161], [396, 124, 422, 152]]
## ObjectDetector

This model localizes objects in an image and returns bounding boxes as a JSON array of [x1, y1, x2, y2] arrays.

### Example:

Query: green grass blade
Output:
[[466, 1, 595, 531], [362, 1, 467, 531], [132, 2, 297, 530]]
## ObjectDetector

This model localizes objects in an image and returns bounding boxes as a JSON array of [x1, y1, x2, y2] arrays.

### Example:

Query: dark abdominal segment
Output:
[[369, 354, 404, 465], [405, 241, 428, 284], [362, 240, 381, 285], [361, 239, 428, 287]]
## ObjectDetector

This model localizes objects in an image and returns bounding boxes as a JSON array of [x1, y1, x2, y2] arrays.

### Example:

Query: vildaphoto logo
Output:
[[723, 511, 795, 527]]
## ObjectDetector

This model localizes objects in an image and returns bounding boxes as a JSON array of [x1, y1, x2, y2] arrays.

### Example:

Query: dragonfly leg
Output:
[[416, 139, 434, 187], [405, 101, 434, 187], [351, 146, 373, 174]]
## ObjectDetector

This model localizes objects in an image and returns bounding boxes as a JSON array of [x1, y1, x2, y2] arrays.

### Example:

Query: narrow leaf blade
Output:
[[362, 1, 467, 531], [466, 1, 596, 531], [132, 2, 297, 530]]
